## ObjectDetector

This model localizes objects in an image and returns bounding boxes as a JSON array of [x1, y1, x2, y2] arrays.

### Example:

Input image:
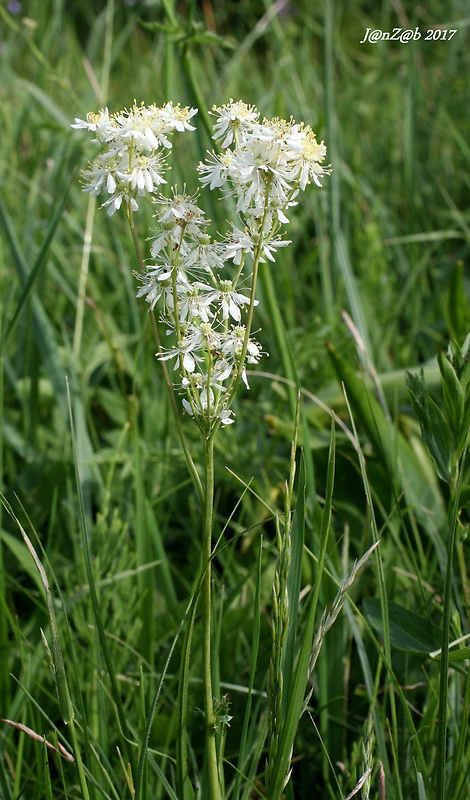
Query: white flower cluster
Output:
[[135, 188, 263, 427], [73, 99, 330, 430], [71, 102, 197, 215], [199, 99, 331, 224]]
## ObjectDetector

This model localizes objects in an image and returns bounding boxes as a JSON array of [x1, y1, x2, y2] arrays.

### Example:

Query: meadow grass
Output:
[[1, 1, 470, 798]]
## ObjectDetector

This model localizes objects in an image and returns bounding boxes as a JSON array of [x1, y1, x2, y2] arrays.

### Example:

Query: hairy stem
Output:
[[202, 435, 221, 800], [435, 463, 463, 800]]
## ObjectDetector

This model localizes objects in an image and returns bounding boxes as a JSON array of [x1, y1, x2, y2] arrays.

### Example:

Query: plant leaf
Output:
[[364, 599, 440, 654]]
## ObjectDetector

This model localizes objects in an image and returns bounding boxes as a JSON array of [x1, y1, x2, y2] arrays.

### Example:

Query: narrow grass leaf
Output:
[[416, 770, 428, 800], [342, 387, 406, 799], [0, 750, 13, 800], [328, 343, 446, 527], [258, 263, 316, 496], [133, 424, 155, 665], [175, 590, 201, 800], [267, 418, 335, 799], [66, 380, 136, 771], [446, 261, 469, 343], [0, 496, 73, 725], [1, 720, 74, 763], [43, 743, 54, 800], [1, 170, 75, 349], [0, 191, 103, 506], [345, 594, 428, 783], [281, 456, 306, 707], [447, 648, 470, 663], [231, 539, 263, 800], [0, 529, 46, 600], [364, 599, 441, 654]]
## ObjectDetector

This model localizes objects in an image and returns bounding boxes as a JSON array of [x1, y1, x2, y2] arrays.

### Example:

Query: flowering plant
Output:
[[73, 99, 330, 432], [71, 101, 198, 214], [73, 98, 331, 800]]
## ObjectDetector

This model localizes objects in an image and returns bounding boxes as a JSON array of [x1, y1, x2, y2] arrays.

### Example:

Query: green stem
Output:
[[436, 466, 462, 800], [0, 265, 10, 711], [220, 185, 273, 425], [202, 435, 221, 800], [456, 537, 470, 630], [451, 664, 470, 797]]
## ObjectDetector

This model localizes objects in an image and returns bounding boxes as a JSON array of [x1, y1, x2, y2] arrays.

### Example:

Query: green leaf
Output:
[[456, 485, 470, 509], [364, 599, 441, 654], [438, 350, 463, 448], [266, 420, 336, 800], [326, 344, 446, 524], [446, 261, 469, 343], [138, 18, 234, 50], [43, 742, 54, 800], [1, 172, 74, 351], [1, 496, 74, 724], [448, 647, 470, 662], [406, 369, 452, 484], [282, 456, 306, 710], [416, 770, 429, 800], [0, 529, 46, 600]]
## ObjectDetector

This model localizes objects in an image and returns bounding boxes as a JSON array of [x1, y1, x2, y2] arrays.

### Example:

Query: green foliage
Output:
[[364, 599, 441, 654], [1, 0, 470, 798], [407, 335, 470, 484]]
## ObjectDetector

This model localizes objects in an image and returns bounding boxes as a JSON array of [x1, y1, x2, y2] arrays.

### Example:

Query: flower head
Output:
[[198, 103, 331, 224], [72, 102, 198, 214], [75, 99, 330, 430], [211, 99, 259, 148]]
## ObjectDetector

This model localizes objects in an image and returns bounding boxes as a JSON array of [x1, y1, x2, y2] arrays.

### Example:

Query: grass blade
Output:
[[266, 417, 335, 798], [66, 379, 136, 773], [231, 539, 263, 800]]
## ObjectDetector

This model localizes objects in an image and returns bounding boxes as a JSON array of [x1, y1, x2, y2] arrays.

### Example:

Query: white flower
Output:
[[81, 153, 118, 197], [150, 228, 174, 258], [107, 102, 198, 151], [219, 326, 262, 389], [76, 99, 331, 428], [217, 408, 235, 425], [81, 148, 167, 213], [200, 104, 331, 225], [72, 102, 198, 214], [194, 279, 254, 322], [134, 270, 166, 310], [181, 396, 234, 425], [260, 235, 291, 263], [184, 240, 227, 272], [158, 323, 221, 372], [135, 262, 190, 311], [102, 192, 139, 216], [71, 108, 111, 136], [299, 136, 330, 188], [219, 281, 253, 321], [157, 190, 205, 228], [119, 152, 166, 194], [225, 225, 255, 265], [211, 99, 259, 148], [176, 284, 215, 323], [158, 101, 198, 133], [181, 371, 235, 424], [198, 151, 233, 190]]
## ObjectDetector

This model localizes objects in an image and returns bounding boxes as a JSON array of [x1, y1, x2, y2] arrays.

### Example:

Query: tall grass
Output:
[[1, 1, 470, 798]]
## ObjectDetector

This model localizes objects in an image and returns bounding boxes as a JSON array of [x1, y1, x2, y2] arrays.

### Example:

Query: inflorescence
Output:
[[72, 99, 331, 429]]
